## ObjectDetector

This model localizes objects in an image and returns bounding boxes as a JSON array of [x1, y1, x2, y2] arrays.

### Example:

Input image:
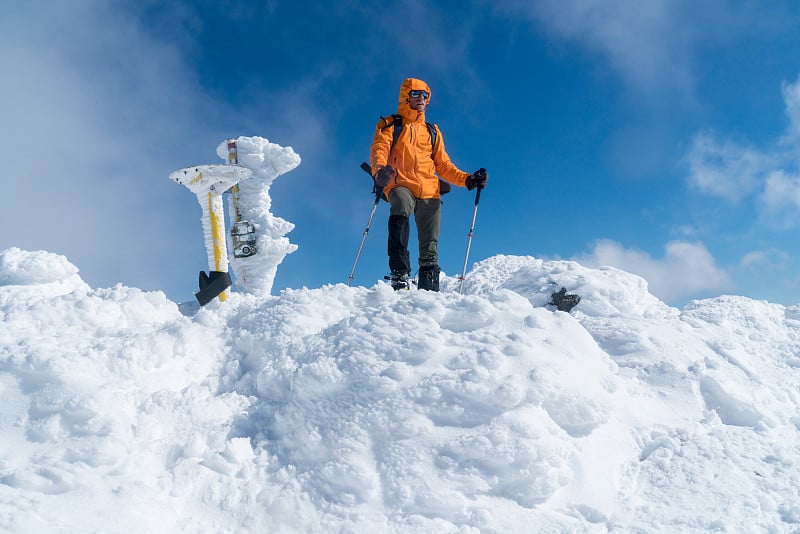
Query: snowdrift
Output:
[[1, 248, 800, 533]]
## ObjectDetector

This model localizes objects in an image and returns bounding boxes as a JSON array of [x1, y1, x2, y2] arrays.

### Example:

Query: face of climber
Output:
[[408, 89, 429, 112]]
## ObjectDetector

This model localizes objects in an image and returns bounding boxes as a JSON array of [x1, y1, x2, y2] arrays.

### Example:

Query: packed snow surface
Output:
[[2, 248, 800, 533]]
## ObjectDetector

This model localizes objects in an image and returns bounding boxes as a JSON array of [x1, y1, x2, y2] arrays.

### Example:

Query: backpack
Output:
[[380, 114, 451, 196]]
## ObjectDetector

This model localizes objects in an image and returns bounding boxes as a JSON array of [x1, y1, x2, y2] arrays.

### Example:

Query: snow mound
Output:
[[0, 247, 79, 286], [456, 254, 675, 318], [0, 247, 88, 298], [1, 250, 800, 533]]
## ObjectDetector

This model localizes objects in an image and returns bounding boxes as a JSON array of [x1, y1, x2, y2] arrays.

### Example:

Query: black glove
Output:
[[374, 165, 396, 187], [466, 168, 488, 190]]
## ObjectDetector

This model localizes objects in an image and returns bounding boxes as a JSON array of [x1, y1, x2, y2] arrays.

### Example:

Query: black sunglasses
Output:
[[409, 90, 429, 99]]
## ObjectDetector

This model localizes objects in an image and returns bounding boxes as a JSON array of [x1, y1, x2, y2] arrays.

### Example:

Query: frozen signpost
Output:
[[170, 136, 301, 306], [169, 146, 253, 306]]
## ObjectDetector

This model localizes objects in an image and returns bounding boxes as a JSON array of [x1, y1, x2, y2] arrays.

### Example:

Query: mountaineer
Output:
[[370, 77, 488, 291]]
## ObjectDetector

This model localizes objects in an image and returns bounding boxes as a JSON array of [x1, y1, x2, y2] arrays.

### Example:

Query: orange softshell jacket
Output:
[[370, 78, 470, 200]]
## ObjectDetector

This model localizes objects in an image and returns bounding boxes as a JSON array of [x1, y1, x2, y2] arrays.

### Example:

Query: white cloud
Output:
[[576, 239, 733, 303], [781, 76, 800, 143], [758, 171, 800, 227], [740, 249, 790, 271], [0, 3, 224, 293], [684, 131, 772, 202], [684, 75, 800, 223], [497, 0, 757, 97]]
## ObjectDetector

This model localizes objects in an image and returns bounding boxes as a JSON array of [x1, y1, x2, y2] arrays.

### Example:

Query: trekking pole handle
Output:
[[472, 168, 486, 205], [361, 162, 384, 200]]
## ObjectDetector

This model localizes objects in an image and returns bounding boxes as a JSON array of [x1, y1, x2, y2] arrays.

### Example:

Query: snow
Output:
[[2, 248, 800, 533], [2, 144, 800, 533]]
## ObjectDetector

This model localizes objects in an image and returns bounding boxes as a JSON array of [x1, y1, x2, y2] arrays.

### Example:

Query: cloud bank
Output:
[[576, 239, 733, 304], [496, 0, 765, 98], [0, 2, 216, 291], [684, 74, 800, 227]]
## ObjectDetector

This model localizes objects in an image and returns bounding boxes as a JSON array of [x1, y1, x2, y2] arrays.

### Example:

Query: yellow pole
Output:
[[207, 191, 228, 302]]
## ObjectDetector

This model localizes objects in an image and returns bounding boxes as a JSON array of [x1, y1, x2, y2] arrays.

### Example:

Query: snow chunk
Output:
[[0, 248, 88, 297], [437, 408, 572, 508], [217, 136, 301, 188], [0, 248, 79, 286], [700, 376, 767, 428]]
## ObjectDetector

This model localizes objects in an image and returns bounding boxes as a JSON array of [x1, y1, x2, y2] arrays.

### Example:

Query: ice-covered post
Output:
[[169, 163, 253, 305], [171, 136, 300, 304], [215, 136, 301, 298]]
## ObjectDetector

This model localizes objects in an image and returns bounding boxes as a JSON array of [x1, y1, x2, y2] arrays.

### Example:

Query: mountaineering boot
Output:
[[390, 272, 410, 291], [417, 265, 440, 292]]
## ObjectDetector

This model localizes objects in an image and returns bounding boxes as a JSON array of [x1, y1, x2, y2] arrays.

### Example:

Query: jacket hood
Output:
[[397, 78, 431, 123]]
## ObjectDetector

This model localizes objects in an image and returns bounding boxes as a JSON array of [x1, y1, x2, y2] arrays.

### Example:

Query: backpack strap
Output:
[[426, 122, 450, 196], [426, 122, 438, 157], [378, 115, 403, 150], [382, 115, 439, 159]]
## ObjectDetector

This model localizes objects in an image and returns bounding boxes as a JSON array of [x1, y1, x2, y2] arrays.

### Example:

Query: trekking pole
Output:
[[458, 169, 486, 294], [347, 162, 382, 286]]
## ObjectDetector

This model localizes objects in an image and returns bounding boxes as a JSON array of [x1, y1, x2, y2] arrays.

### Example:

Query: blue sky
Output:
[[4, 1, 800, 307]]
